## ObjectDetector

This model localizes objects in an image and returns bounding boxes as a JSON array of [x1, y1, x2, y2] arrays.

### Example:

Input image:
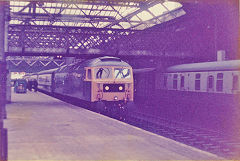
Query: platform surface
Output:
[[4, 90, 223, 160]]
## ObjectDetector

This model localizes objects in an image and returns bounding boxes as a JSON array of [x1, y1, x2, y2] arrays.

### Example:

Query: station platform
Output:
[[4, 90, 222, 160]]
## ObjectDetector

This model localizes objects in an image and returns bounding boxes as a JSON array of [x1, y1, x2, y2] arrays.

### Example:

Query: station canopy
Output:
[[9, 0, 186, 30]]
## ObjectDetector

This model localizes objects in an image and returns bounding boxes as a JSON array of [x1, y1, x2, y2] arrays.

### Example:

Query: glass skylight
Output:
[[136, 11, 153, 21], [119, 22, 132, 29], [163, 1, 182, 10], [9, 1, 185, 30], [148, 3, 167, 16]]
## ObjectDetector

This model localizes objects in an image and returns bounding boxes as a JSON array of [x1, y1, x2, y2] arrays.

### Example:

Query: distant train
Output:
[[13, 79, 27, 93], [157, 60, 240, 94], [25, 56, 135, 115]]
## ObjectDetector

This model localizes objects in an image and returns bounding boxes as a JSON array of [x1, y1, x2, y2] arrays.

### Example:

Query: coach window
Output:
[[207, 75, 214, 90], [232, 75, 239, 90], [216, 73, 223, 91], [195, 73, 201, 90], [163, 75, 167, 88], [180, 75, 184, 88], [173, 74, 178, 89], [87, 69, 92, 79]]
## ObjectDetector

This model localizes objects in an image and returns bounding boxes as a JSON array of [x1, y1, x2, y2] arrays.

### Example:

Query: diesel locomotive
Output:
[[26, 56, 135, 115]]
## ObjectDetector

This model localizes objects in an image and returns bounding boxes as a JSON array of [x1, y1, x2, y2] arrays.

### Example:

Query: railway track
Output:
[[40, 90, 240, 159], [124, 110, 240, 159]]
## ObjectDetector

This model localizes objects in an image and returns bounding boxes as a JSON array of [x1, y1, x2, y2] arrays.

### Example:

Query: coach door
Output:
[[232, 74, 239, 94]]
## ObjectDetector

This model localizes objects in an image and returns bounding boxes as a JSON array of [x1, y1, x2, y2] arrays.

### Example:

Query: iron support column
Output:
[[0, 2, 7, 161], [238, 0, 240, 57]]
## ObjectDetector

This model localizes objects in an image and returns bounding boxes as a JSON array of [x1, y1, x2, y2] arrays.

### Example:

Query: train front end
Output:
[[86, 65, 135, 114]]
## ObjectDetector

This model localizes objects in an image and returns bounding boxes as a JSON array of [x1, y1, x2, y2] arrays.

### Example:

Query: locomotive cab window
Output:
[[232, 75, 239, 90], [114, 68, 131, 79], [95, 67, 112, 79], [87, 69, 92, 79], [195, 73, 201, 90], [216, 73, 223, 92]]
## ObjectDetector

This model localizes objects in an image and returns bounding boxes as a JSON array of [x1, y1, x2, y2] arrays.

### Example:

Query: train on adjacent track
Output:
[[25, 56, 135, 115], [157, 59, 240, 94], [131, 59, 240, 135], [152, 59, 240, 134]]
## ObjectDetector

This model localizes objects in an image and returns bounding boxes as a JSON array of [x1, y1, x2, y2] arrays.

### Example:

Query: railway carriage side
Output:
[[150, 61, 240, 133], [37, 68, 57, 93], [53, 64, 89, 100], [158, 61, 240, 94], [38, 73, 52, 92], [154, 60, 240, 134], [161, 71, 240, 94]]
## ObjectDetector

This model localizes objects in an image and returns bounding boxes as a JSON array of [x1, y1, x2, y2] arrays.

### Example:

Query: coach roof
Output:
[[167, 60, 240, 72]]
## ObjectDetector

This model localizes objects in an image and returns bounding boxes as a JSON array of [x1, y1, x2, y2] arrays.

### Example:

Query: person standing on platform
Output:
[[33, 79, 38, 92], [27, 80, 32, 91]]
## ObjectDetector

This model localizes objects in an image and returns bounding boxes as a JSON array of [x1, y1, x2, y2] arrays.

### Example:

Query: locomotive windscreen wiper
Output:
[[96, 67, 111, 79], [114, 68, 130, 79], [115, 69, 122, 79], [96, 68, 103, 79]]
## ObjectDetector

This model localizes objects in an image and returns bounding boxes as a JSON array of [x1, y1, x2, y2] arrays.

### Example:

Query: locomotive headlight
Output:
[[105, 86, 109, 91], [114, 96, 118, 100], [119, 86, 123, 91]]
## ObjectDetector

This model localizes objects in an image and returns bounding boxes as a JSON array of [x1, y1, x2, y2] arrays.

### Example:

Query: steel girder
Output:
[[7, 0, 188, 58], [8, 24, 136, 55], [7, 8, 185, 58], [7, 56, 65, 72], [9, 0, 169, 29]]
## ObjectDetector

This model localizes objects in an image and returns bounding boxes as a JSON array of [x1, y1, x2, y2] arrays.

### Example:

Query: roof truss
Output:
[[9, 0, 185, 30]]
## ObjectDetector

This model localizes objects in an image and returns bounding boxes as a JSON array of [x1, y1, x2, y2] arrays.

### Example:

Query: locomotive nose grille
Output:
[[103, 84, 125, 92]]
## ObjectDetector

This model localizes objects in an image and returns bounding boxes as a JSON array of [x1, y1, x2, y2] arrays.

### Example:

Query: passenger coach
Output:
[[154, 60, 240, 133], [157, 60, 240, 94]]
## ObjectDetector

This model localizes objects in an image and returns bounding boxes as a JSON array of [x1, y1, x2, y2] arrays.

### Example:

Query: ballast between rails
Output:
[[126, 111, 240, 159]]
